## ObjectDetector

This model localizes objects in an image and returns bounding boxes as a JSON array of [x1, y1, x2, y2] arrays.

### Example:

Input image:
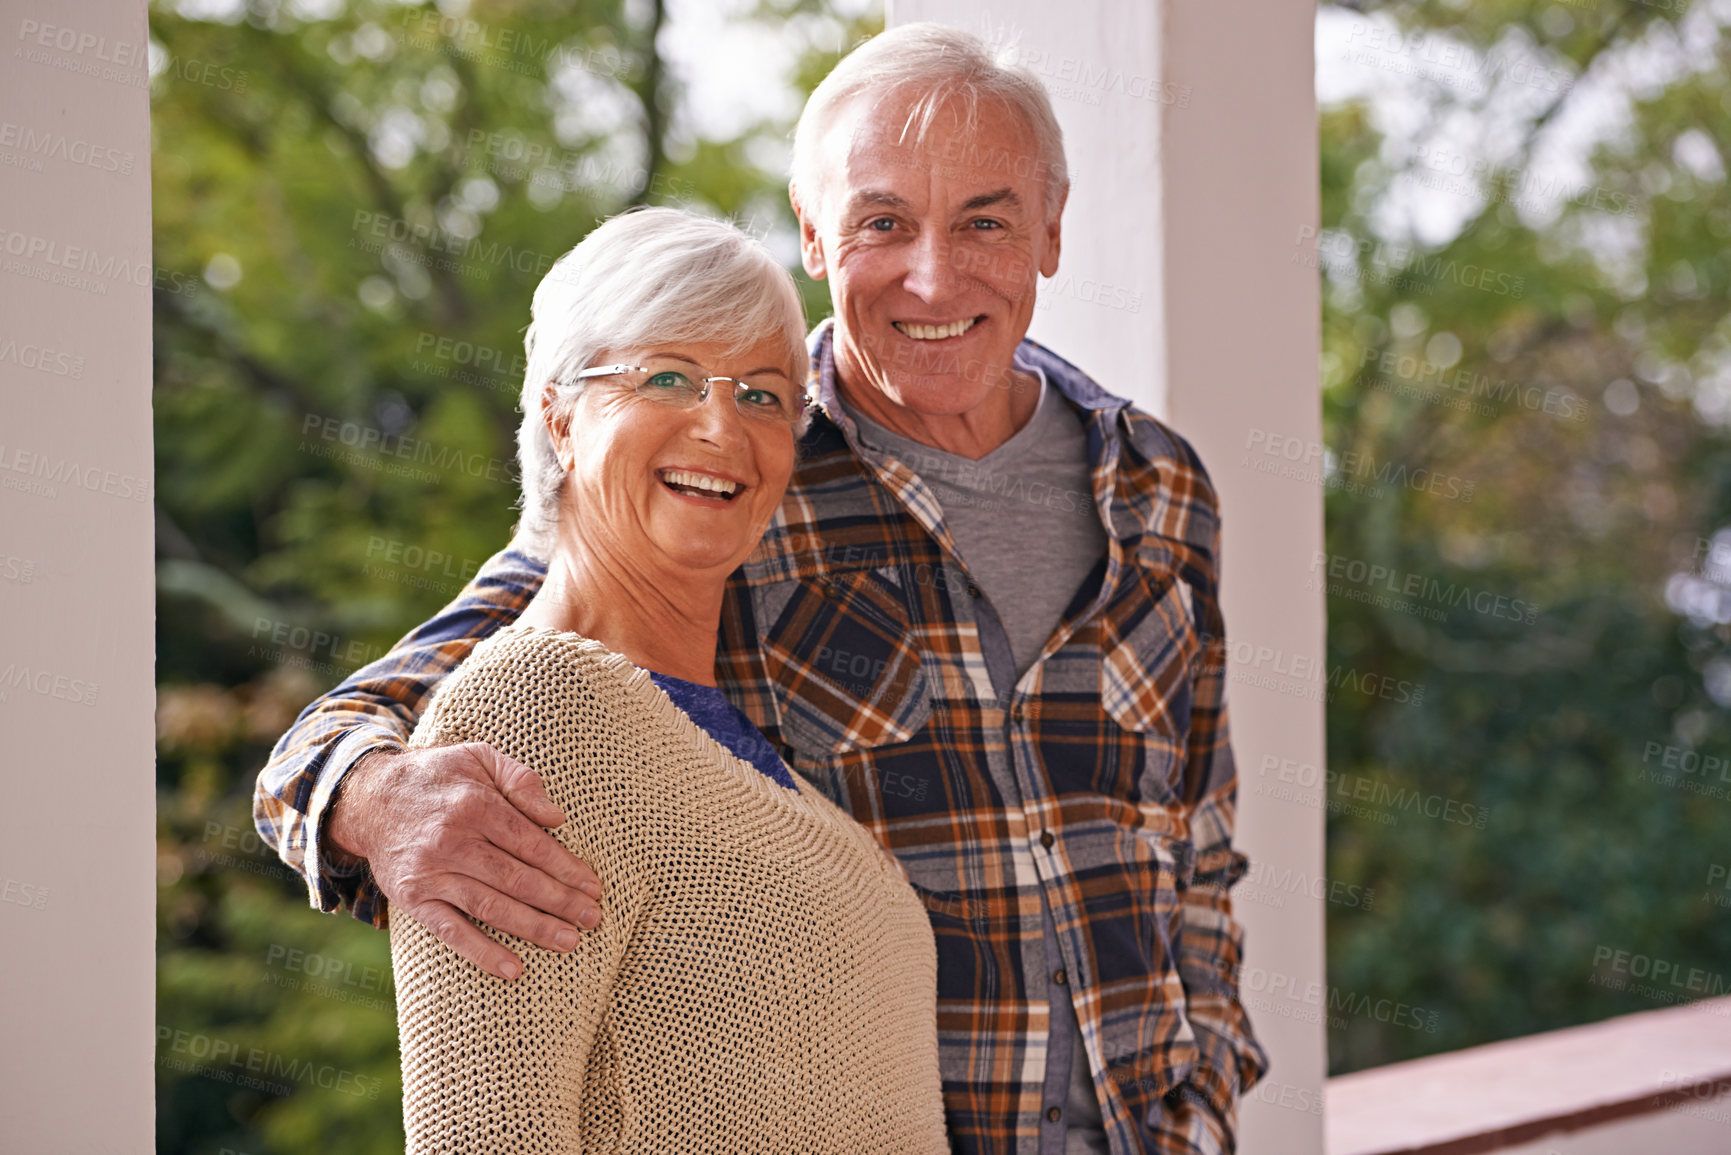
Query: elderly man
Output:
[[256, 21, 1266, 1155]]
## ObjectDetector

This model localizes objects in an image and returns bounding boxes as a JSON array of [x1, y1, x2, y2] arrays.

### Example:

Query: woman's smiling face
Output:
[[546, 334, 801, 579]]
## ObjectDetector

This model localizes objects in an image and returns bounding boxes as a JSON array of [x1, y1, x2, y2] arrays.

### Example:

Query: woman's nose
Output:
[[684, 383, 750, 445]]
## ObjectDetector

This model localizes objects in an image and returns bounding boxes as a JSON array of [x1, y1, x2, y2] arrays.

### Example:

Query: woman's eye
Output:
[[739, 388, 786, 413], [643, 371, 692, 392]]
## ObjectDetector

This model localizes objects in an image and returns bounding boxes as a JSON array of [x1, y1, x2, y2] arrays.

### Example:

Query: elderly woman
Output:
[[387, 208, 948, 1154]]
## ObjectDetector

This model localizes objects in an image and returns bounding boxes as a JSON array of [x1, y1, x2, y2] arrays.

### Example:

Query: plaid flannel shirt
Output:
[[255, 320, 1267, 1154]]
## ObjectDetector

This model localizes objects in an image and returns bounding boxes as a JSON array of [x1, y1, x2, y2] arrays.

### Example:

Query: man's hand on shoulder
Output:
[[328, 743, 604, 980]]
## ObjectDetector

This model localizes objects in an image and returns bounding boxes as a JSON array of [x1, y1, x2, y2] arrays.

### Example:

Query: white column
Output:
[[887, 3, 1326, 1151], [0, 3, 156, 1151]]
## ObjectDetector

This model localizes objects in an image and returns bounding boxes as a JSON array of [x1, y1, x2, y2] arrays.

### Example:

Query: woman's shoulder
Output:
[[412, 623, 663, 768]]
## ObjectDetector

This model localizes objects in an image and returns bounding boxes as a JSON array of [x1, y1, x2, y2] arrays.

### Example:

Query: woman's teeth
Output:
[[895, 318, 977, 340], [660, 469, 741, 498]]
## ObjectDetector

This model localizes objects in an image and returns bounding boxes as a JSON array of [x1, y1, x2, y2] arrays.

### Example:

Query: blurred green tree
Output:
[[1316, 0, 1731, 1073]]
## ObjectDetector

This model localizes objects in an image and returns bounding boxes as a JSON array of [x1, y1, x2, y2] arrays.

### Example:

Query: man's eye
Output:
[[970, 218, 1003, 230], [867, 217, 896, 231]]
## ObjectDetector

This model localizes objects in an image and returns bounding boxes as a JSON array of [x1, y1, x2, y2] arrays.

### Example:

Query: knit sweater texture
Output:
[[389, 624, 949, 1154]]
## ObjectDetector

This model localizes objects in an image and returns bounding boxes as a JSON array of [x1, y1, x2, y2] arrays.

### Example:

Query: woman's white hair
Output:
[[514, 207, 808, 547], [790, 21, 1069, 219]]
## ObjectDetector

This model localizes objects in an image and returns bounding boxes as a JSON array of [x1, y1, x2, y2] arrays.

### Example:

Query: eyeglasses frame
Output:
[[570, 360, 806, 426]]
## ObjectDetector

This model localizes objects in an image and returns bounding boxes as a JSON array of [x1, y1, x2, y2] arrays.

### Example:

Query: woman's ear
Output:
[[542, 381, 573, 471]]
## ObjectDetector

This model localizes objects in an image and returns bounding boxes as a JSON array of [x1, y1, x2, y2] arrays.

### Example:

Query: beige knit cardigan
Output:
[[389, 624, 949, 1154]]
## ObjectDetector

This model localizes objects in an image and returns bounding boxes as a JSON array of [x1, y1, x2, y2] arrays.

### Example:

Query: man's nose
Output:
[[903, 230, 962, 302]]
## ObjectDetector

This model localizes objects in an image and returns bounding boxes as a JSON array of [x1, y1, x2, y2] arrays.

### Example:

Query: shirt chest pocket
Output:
[[1098, 545, 1204, 739], [753, 565, 934, 759]]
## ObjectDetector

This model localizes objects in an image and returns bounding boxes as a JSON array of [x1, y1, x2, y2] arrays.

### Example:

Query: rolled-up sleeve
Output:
[[251, 546, 549, 926]]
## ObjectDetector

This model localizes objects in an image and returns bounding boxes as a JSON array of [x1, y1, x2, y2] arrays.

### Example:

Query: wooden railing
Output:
[[1325, 996, 1731, 1155]]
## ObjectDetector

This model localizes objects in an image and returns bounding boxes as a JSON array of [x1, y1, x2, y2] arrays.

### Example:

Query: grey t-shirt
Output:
[[841, 372, 1114, 1152], [849, 372, 1110, 677]]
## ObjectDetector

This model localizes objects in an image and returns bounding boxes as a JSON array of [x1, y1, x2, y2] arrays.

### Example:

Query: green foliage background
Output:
[[1313, 0, 1731, 1073], [151, 0, 1730, 1150]]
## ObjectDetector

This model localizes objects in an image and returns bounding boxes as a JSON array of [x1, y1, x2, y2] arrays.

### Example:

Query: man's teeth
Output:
[[895, 318, 977, 341], [661, 469, 740, 496]]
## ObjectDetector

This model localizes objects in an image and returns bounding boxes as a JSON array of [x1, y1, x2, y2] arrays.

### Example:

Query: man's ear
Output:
[[790, 185, 828, 281], [1039, 183, 1068, 278]]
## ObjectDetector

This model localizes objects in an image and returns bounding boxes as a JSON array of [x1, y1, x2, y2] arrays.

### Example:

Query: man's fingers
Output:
[[409, 897, 526, 982], [466, 839, 602, 939], [475, 758, 605, 903], [445, 873, 595, 959], [471, 743, 568, 829]]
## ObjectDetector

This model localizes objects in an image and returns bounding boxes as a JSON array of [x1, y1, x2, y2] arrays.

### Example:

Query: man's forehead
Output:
[[827, 94, 1045, 201], [840, 91, 1033, 155]]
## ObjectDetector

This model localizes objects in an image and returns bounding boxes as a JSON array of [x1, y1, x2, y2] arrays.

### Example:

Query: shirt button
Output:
[[1046, 1106, 1062, 1123], [1010, 702, 1025, 721], [1054, 968, 1068, 986], [1040, 830, 1055, 849], [967, 582, 982, 599]]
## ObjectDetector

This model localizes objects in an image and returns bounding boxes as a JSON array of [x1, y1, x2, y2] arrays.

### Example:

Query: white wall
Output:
[[0, 1, 156, 1151], [888, 2, 1327, 1152]]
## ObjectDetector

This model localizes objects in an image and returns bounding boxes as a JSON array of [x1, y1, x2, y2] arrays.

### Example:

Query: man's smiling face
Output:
[[794, 88, 1063, 449]]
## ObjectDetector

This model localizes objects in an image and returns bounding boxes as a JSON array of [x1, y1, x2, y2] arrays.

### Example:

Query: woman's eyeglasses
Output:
[[573, 358, 805, 426]]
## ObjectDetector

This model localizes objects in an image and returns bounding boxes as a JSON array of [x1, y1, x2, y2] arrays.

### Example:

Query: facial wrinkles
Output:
[[819, 103, 1050, 448]]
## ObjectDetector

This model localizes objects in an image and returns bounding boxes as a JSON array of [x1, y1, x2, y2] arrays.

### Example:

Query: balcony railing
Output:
[[1326, 995, 1731, 1155]]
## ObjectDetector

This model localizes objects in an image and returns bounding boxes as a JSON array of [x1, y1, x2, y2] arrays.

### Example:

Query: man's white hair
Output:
[[790, 21, 1069, 219], [514, 207, 808, 547]]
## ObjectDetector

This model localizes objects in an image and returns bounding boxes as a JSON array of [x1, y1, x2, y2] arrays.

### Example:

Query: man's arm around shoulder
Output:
[[251, 543, 605, 980]]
